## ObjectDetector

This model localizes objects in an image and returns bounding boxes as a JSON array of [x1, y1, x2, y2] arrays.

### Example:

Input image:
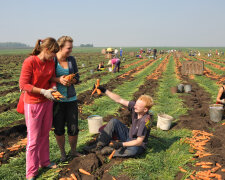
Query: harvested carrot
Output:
[[79, 168, 91, 176], [108, 150, 116, 160], [211, 166, 220, 173], [91, 88, 97, 96], [59, 178, 66, 180], [96, 79, 100, 86], [189, 175, 195, 180], [179, 167, 187, 173], [216, 163, 222, 168], [201, 165, 212, 169], [97, 89, 101, 95], [71, 173, 77, 180], [112, 177, 116, 180], [221, 169, 225, 172]]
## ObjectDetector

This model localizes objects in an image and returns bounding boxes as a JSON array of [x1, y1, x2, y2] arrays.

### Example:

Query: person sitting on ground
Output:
[[216, 83, 225, 107], [84, 86, 154, 157], [108, 57, 121, 73], [96, 61, 105, 71]]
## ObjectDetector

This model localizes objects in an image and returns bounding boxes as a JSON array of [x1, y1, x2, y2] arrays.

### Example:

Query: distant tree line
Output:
[[0, 42, 30, 49], [79, 43, 94, 47]]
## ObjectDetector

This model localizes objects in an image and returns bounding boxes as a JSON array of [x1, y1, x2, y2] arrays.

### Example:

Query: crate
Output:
[[181, 60, 204, 75]]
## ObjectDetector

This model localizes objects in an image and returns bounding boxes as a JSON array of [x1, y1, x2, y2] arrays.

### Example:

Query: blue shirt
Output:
[[55, 62, 77, 102]]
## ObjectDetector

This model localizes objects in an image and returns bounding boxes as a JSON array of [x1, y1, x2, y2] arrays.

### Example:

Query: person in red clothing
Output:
[[19, 37, 59, 180]]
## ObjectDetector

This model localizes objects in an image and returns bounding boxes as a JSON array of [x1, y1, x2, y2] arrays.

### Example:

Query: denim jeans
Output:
[[99, 118, 145, 157]]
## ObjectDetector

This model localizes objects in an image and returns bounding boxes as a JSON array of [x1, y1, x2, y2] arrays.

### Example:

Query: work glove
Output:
[[40, 89, 55, 101], [221, 99, 225, 104], [110, 141, 123, 150], [93, 85, 106, 93]]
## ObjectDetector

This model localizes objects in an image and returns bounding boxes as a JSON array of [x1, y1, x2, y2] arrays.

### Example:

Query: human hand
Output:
[[59, 75, 70, 86], [109, 141, 123, 150], [40, 89, 55, 101]]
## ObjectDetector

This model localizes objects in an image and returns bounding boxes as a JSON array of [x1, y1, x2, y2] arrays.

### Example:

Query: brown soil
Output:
[[174, 73, 225, 179], [0, 120, 27, 165]]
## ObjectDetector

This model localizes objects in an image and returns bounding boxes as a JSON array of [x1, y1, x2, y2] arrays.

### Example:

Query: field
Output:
[[0, 47, 225, 180]]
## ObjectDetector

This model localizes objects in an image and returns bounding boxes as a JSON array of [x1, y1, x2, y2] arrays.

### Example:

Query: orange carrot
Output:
[[96, 79, 100, 86], [79, 168, 91, 175], [91, 88, 97, 96], [108, 150, 116, 160], [201, 165, 212, 169], [179, 167, 187, 173], [221, 169, 225, 172], [97, 89, 101, 95], [112, 177, 116, 180], [216, 163, 221, 168], [71, 173, 77, 180], [189, 175, 195, 180]]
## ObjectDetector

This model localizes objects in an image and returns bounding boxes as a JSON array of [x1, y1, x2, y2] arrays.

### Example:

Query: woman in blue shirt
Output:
[[51, 36, 80, 162]]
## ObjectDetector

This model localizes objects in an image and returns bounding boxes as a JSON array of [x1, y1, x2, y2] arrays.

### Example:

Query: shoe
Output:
[[46, 162, 57, 169], [60, 154, 67, 162], [101, 146, 114, 155], [83, 143, 104, 153]]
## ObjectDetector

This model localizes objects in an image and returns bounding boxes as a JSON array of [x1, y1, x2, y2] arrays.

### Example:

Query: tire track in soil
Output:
[[58, 55, 170, 180], [174, 55, 225, 179]]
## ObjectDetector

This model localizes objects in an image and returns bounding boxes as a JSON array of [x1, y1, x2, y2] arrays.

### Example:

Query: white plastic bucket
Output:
[[108, 67, 112, 72], [87, 115, 103, 134], [209, 104, 224, 122], [157, 114, 174, 130], [82, 63, 85, 67]]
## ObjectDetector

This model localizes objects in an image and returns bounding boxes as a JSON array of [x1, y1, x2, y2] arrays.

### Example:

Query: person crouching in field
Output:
[[50, 36, 81, 162], [216, 83, 225, 107], [19, 38, 59, 180], [108, 56, 121, 73], [84, 86, 153, 157]]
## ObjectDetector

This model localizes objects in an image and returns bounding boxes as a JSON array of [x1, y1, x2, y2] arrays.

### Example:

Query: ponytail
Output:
[[30, 38, 59, 56], [31, 39, 42, 55]]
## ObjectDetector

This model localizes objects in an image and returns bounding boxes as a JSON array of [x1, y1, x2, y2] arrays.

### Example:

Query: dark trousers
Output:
[[98, 118, 145, 157]]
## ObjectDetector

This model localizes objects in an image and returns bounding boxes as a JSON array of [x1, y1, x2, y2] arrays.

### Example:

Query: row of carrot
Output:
[[179, 130, 225, 180], [147, 55, 170, 80], [0, 137, 27, 159]]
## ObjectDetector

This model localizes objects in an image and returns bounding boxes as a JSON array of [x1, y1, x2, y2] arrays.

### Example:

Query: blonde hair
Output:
[[31, 37, 59, 55], [57, 36, 73, 49], [138, 95, 154, 110]]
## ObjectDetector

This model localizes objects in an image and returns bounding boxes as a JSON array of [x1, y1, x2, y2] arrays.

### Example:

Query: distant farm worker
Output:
[[153, 48, 157, 59], [19, 37, 59, 180], [216, 83, 225, 107], [96, 61, 105, 71], [114, 48, 118, 57], [84, 86, 153, 157], [108, 57, 121, 73], [120, 48, 123, 57], [50, 36, 80, 162]]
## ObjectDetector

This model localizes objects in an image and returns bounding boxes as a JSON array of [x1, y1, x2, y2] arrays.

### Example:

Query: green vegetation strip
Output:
[[110, 56, 193, 180]]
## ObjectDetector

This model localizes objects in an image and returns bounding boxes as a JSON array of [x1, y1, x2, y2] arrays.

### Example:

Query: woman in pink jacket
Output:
[[19, 37, 59, 180]]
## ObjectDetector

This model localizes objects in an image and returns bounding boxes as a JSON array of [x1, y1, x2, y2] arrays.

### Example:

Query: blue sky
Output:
[[0, 0, 225, 47]]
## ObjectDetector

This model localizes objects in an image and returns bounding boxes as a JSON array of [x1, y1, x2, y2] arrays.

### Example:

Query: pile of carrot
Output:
[[6, 137, 27, 152], [182, 130, 224, 180], [184, 130, 213, 158], [91, 79, 101, 96]]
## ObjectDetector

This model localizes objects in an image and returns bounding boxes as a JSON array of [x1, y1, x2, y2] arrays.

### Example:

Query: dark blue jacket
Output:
[[54, 56, 80, 98]]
